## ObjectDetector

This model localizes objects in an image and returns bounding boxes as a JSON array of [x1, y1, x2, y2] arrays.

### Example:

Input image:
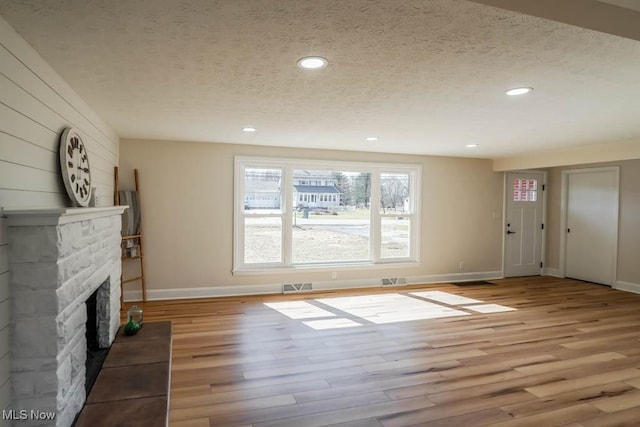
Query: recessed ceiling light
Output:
[[297, 56, 328, 70], [465, 144, 479, 148], [365, 136, 379, 141], [242, 127, 257, 132], [505, 87, 533, 96]]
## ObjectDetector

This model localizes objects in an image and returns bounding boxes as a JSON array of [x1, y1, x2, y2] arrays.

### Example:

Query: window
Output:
[[513, 178, 537, 202], [234, 157, 421, 272], [380, 173, 411, 258]]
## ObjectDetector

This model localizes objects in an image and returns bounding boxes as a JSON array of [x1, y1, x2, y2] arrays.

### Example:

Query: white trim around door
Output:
[[503, 170, 547, 278]]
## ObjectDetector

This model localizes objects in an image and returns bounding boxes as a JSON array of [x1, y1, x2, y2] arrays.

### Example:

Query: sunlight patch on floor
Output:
[[463, 303, 516, 313], [410, 290, 483, 305], [316, 293, 470, 324], [264, 301, 336, 319], [302, 318, 363, 330], [263, 291, 516, 330]]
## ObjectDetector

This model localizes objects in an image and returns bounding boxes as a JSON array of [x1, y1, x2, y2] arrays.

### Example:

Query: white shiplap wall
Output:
[[0, 14, 119, 422], [0, 217, 9, 427]]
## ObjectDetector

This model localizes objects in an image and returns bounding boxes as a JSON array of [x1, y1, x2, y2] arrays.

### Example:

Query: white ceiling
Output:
[[1, 0, 640, 159]]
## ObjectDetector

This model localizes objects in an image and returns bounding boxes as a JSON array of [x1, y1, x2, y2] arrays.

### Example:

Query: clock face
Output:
[[59, 128, 92, 207]]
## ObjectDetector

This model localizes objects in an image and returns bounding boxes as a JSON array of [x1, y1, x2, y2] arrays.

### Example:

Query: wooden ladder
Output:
[[114, 166, 147, 303]]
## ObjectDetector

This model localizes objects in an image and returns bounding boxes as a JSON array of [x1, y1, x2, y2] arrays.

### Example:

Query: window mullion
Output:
[[281, 166, 293, 266]]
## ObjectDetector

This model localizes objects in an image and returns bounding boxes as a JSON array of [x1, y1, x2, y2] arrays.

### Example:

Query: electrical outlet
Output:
[[331, 271, 337, 279], [459, 261, 464, 271]]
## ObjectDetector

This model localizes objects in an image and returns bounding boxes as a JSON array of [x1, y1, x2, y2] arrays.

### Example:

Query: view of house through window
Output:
[[235, 158, 420, 271], [292, 170, 372, 263]]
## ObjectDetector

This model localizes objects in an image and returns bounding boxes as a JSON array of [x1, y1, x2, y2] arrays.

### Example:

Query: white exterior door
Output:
[[565, 168, 619, 286], [504, 172, 544, 277]]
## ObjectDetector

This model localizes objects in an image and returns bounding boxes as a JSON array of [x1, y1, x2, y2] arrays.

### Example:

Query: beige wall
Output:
[[544, 159, 640, 285], [0, 15, 119, 421], [493, 139, 640, 172], [119, 139, 505, 295]]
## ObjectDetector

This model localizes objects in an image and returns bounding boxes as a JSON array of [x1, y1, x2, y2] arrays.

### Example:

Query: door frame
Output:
[[559, 166, 620, 283], [502, 169, 547, 277]]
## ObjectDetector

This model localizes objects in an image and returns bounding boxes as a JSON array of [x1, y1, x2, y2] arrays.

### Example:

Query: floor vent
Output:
[[381, 277, 407, 286], [283, 283, 313, 293]]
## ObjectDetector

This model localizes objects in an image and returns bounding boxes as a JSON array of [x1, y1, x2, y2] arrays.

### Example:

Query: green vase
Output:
[[124, 319, 140, 336]]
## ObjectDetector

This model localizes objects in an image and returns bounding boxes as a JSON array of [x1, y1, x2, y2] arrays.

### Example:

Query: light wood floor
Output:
[[127, 276, 640, 427]]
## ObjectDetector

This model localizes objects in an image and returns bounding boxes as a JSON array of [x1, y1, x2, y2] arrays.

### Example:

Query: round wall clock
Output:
[[59, 127, 92, 207]]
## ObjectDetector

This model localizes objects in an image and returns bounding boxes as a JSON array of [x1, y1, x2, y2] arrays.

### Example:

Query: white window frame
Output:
[[233, 156, 421, 274]]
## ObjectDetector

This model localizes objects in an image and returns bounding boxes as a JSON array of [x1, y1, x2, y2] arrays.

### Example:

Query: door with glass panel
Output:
[[504, 172, 544, 277]]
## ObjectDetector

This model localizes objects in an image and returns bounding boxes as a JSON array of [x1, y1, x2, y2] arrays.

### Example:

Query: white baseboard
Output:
[[542, 268, 563, 278], [311, 278, 384, 291], [409, 271, 504, 285], [123, 270, 504, 302], [123, 283, 283, 302], [614, 280, 640, 295]]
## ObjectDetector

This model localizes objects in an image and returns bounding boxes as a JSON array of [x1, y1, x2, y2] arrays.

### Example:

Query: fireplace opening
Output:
[[85, 287, 110, 395]]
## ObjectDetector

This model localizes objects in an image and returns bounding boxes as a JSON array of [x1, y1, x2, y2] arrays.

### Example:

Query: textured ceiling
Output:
[[1, 0, 640, 159]]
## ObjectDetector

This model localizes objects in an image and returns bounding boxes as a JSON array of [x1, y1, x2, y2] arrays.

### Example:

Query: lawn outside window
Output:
[[233, 156, 421, 273]]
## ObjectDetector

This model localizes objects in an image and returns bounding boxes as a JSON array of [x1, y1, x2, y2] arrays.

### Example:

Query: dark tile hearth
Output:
[[75, 321, 172, 427], [103, 340, 171, 367], [74, 396, 168, 427], [87, 363, 169, 403]]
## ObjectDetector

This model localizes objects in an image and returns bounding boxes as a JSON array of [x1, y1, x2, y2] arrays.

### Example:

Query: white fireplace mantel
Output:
[[2, 206, 128, 226]]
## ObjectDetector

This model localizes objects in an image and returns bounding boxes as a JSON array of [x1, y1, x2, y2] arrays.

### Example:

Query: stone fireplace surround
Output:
[[4, 207, 127, 427]]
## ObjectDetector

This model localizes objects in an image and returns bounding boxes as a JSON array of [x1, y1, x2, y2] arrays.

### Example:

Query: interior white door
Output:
[[504, 172, 544, 277], [565, 169, 619, 285]]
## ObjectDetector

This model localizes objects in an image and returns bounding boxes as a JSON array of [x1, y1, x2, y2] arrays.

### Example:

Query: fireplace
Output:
[[84, 282, 110, 396], [5, 207, 127, 427]]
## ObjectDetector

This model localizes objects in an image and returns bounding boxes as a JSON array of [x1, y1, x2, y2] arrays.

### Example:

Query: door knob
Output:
[[507, 230, 516, 234]]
